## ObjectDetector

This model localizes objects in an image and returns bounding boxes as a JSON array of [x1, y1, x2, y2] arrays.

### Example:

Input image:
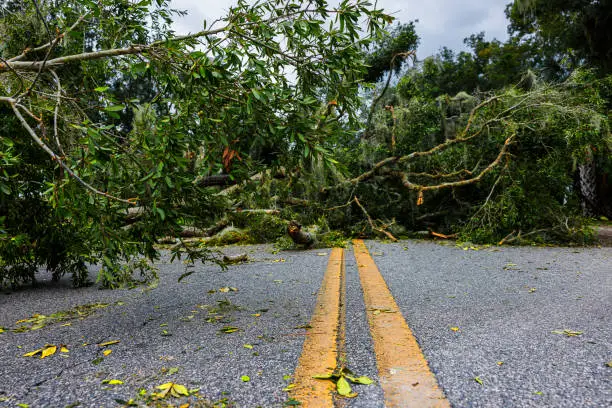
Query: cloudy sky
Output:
[[169, 0, 512, 59]]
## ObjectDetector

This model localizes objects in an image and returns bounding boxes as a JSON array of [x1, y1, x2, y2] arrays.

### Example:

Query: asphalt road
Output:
[[0, 240, 610, 407]]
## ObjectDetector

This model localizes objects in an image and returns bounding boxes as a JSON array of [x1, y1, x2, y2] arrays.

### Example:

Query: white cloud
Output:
[[168, 0, 511, 57]]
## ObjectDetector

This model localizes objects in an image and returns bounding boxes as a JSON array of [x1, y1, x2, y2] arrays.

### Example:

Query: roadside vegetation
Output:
[[1, 0, 610, 288]]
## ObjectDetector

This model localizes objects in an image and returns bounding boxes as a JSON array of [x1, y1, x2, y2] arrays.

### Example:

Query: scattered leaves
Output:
[[23, 344, 64, 359]]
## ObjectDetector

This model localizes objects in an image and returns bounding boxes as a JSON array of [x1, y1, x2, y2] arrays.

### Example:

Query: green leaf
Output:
[[220, 326, 240, 334], [312, 373, 334, 380], [336, 376, 357, 397], [94, 86, 109, 92], [474, 376, 483, 385], [345, 375, 373, 385], [104, 105, 125, 112], [241, 375, 250, 382]]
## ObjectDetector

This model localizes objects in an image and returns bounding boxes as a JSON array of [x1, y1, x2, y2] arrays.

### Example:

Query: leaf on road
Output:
[[102, 379, 124, 385], [23, 348, 43, 357], [345, 375, 373, 385], [317, 253, 327, 256], [503, 263, 519, 270], [103, 350, 112, 356], [92, 357, 104, 365], [219, 326, 240, 334], [155, 382, 189, 398], [497, 361, 504, 366], [370, 308, 395, 315], [0, 327, 6, 333], [41, 345, 57, 359], [243, 344, 253, 349], [241, 375, 250, 382], [551, 329, 583, 337], [283, 383, 296, 391], [60, 346, 69, 353], [336, 376, 357, 398], [474, 376, 483, 385], [312, 373, 335, 380], [606, 361, 612, 368], [450, 327, 461, 332], [99, 340, 120, 347]]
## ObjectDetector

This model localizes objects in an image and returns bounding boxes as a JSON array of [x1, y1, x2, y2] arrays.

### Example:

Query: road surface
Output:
[[0, 240, 610, 407]]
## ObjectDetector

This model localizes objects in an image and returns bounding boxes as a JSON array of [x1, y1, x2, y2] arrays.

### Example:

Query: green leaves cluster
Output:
[[0, 0, 393, 286]]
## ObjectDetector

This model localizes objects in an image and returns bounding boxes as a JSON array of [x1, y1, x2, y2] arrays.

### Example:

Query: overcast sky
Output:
[[169, 0, 512, 59]]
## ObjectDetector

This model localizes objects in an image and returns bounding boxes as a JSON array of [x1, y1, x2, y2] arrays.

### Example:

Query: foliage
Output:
[[308, 70, 610, 244], [363, 22, 419, 83], [507, 0, 612, 76], [0, 0, 393, 287]]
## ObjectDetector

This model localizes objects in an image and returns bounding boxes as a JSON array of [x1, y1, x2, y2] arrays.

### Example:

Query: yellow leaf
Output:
[[283, 383, 296, 392], [450, 327, 460, 332], [156, 382, 174, 390], [179, 404, 190, 408], [219, 287, 230, 293], [416, 190, 424, 206], [61, 323, 71, 327], [23, 348, 42, 357], [103, 350, 112, 356], [172, 383, 189, 397], [99, 340, 120, 347], [103, 379, 123, 385], [60, 346, 69, 353], [41, 345, 57, 359]]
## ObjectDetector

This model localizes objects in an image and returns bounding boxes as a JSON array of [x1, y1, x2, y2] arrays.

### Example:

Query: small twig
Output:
[[49, 69, 66, 156]]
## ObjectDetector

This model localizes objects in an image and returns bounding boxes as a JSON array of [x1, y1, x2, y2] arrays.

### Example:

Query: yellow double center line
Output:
[[291, 241, 449, 407]]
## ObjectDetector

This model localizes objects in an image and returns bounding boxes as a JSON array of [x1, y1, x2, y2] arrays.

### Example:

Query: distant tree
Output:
[[507, 0, 612, 75]]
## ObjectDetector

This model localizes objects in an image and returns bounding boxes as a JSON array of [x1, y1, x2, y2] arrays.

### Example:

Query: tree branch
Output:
[[9, 101, 136, 205]]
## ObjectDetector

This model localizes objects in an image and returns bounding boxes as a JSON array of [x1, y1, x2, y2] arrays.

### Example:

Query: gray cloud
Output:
[[169, 0, 511, 57]]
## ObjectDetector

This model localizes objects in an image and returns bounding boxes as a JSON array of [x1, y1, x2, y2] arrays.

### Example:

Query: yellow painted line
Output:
[[353, 239, 450, 408], [290, 248, 344, 407]]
